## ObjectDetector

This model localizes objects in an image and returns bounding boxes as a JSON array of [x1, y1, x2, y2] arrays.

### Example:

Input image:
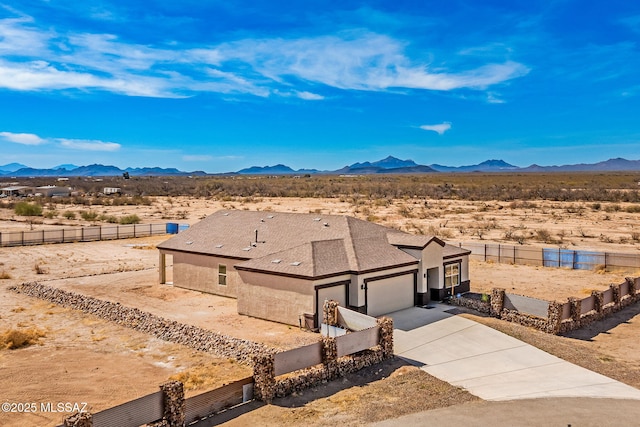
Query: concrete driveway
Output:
[[389, 305, 640, 401]]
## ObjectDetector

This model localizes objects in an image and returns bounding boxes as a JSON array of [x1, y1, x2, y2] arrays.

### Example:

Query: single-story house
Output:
[[157, 210, 470, 327], [0, 186, 33, 197]]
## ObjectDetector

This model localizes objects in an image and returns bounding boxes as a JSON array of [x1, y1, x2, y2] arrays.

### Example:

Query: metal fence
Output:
[[454, 241, 640, 271], [0, 223, 168, 247]]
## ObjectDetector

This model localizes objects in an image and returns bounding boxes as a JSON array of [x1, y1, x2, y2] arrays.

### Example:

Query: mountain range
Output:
[[2, 157, 640, 177]]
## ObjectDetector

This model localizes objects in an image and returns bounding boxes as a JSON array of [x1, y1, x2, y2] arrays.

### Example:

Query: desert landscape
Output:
[[1, 174, 640, 426]]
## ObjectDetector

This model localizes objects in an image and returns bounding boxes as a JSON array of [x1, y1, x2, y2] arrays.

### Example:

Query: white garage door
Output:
[[367, 274, 414, 317], [317, 284, 348, 319]]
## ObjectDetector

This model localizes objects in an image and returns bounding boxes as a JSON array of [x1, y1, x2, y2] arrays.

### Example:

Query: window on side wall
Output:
[[218, 264, 227, 286], [444, 263, 460, 288]]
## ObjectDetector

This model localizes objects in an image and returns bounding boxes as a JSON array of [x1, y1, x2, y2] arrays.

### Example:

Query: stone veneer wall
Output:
[[10, 282, 271, 364], [451, 294, 491, 314], [557, 278, 640, 334], [452, 277, 640, 335], [252, 317, 394, 403]]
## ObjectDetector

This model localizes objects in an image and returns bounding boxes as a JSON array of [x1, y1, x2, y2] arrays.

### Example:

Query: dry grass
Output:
[[1, 327, 46, 350], [169, 359, 251, 393], [229, 359, 479, 427]]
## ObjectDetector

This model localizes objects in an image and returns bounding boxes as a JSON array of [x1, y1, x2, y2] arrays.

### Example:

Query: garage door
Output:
[[317, 284, 348, 321], [367, 274, 414, 317]]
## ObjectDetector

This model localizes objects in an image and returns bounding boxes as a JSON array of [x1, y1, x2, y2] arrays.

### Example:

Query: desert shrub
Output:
[[80, 210, 99, 221], [0, 270, 11, 279], [14, 201, 42, 216], [625, 205, 640, 213], [44, 210, 58, 219], [119, 214, 141, 224], [534, 229, 555, 243], [34, 263, 49, 274], [1, 328, 46, 350], [63, 211, 76, 220], [98, 214, 118, 223], [591, 203, 601, 211]]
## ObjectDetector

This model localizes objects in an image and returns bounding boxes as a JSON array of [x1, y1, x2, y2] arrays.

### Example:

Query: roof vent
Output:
[[313, 218, 321, 221], [271, 259, 282, 264], [242, 247, 252, 251], [215, 244, 223, 248], [185, 241, 193, 245], [267, 215, 275, 219], [260, 218, 265, 222], [323, 222, 329, 227], [223, 213, 229, 216], [290, 261, 301, 266]]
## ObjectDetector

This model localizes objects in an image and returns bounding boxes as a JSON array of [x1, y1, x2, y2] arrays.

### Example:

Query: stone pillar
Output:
[[568, 297, 581, 322], [321, 336, 337, 363], [377, 317, 394, 359], [64, 412, 92, 427], [321, 336, 338, 379], [490, 288, 505, 317], [252, 353, 275, 403], [546, 301, 563, 334], [611, 283, 621, 306], [626, 277, 637, 296], [159, 380, 184, 427], [592, 290, 604, 313], [322, 299, 340, 326]]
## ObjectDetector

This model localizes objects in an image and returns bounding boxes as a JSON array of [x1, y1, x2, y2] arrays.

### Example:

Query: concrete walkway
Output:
[[389, 305, 640, 401]]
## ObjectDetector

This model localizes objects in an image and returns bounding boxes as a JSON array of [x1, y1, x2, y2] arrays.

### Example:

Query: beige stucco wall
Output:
[[398, 244, 443, 293], [170, 251, 242, 298], [237, 270, 315, 326]]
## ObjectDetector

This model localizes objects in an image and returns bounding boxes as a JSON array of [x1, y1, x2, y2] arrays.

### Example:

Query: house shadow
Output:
[[199, 357, 411, 426], [386, 305, 455, 331], [562, 302, 640, 341]]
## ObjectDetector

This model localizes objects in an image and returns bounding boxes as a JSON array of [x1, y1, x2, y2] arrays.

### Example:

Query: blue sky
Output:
[[1, 1, 639, 173]]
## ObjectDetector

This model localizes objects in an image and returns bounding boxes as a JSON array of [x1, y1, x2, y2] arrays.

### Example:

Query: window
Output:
[[444, 263, 460, 289], [218, 264, 227, 286]]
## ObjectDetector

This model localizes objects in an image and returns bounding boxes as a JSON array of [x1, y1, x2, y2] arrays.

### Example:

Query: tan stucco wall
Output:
[[171, 251, 242, 298], [237, 271, 315, 326]]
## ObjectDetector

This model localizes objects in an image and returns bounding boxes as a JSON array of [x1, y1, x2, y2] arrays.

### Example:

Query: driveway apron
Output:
[[389, 306, 640, 401]]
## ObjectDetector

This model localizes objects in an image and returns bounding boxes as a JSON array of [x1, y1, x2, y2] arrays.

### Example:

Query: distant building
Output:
[[103, 187, 122, 195], [0, 186, 33, 197], [36, 186, 71, 197]]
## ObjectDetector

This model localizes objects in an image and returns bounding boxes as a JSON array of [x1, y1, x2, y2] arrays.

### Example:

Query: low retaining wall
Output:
[[253, 316, 394, 403], [10, 282, 271, 364], [452, 277, 640, 335]]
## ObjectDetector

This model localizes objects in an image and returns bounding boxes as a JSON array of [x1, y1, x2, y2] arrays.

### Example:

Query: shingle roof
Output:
[[158, 210, 435, 278]]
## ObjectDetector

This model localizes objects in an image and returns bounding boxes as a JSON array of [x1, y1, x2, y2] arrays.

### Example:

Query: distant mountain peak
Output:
[[0, 162, 28, 172]]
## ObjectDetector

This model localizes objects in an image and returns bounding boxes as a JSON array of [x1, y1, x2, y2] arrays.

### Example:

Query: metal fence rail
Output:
[[184, 377, 253, 425], [0, 223, 167, 247], [453, 241, 640, 271]]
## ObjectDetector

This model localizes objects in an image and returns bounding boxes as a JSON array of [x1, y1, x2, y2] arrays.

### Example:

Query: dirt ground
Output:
[[1, 196, 640, 426]]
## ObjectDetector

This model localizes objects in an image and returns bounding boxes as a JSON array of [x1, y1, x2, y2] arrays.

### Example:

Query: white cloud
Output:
[[0, 13, 529, 99], [57, 139, 121, 151], [295, 91, 325, 100], [0, 131, 47, 145], [420, 122, 451, 135]]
